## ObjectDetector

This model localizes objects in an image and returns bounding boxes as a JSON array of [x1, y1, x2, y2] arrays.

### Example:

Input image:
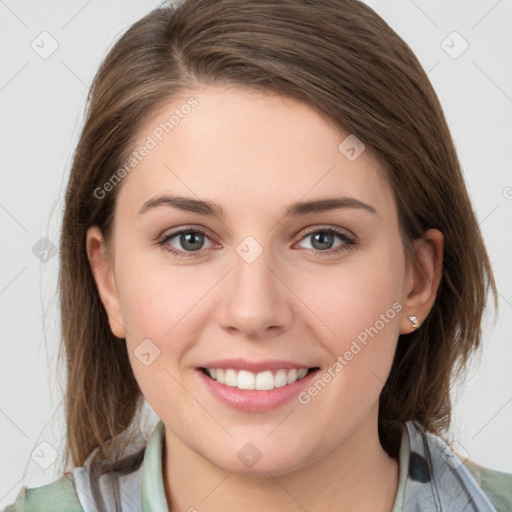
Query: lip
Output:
[[196, 365, 320, 413], [199, 358, 316, 373]]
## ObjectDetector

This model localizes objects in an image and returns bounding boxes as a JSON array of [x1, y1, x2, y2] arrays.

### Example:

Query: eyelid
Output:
[[296, 224, 356, 241]]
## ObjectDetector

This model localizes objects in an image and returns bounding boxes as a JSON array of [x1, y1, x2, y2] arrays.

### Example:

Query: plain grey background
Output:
[[1, 0, 511, 507]]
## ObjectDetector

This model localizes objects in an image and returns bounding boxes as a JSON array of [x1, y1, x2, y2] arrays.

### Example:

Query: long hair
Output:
[[59, 0, 497, 467]]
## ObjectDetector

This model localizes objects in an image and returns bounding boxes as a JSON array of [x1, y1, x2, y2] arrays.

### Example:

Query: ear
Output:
[[86, 226, 126, 339], [400, 228, 444, 334]]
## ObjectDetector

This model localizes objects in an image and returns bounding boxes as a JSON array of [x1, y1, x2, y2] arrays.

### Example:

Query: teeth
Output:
[[287, 369, 298, 384], [225, 369, 237, 387], [238, 370, 256, 390], [205, 367, 309, 390], [255, 370, 274, 390], [274, 369, 288, 388]]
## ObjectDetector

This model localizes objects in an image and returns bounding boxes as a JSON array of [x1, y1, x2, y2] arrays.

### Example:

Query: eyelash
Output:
[[156, 226, 356, 258]]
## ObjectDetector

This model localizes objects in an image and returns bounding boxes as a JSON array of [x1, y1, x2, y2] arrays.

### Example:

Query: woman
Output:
[[4, 0, 511, 510]]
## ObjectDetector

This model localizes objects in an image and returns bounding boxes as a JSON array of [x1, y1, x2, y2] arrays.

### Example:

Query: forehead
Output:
[[116, 85, 394, 222]]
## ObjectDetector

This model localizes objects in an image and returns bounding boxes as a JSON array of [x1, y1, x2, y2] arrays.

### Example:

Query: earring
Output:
[[407, 315, 419, 329]]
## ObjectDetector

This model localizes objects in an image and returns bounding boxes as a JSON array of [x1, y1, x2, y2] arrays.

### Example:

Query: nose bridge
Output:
[[232, 234, 282, 307], [217, 234, 294, 337]]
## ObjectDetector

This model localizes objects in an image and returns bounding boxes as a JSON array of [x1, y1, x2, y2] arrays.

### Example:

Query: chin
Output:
[[203, 441, 314, 477]]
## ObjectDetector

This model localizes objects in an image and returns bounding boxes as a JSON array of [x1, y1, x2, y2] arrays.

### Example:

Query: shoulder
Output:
[[2, 422, 161, 512], [2, 448, 145, 512], [463, 458, 512, 512], [2, 474, 83, 512], [403, 421, 512, 511]]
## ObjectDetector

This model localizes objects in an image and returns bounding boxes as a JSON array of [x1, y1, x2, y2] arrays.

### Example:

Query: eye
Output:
[[157, 228, 216, 257], [156, 226, 355, 258], [296, 227, 355, 256]]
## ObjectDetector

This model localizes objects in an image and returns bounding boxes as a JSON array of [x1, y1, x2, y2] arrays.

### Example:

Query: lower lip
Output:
[[196, 368, 320, 412]]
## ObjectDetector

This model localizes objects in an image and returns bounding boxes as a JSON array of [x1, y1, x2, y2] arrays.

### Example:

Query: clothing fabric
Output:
[[3, 420, 511, 511]]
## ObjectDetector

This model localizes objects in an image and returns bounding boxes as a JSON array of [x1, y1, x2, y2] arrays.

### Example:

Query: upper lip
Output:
[[199, 358, 318, 373]]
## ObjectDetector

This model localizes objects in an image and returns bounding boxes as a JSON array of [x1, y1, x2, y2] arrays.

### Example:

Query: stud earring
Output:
[[407, 315, 419, 329]]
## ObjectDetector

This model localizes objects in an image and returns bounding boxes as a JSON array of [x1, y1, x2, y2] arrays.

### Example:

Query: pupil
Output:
[[182, 232, 203, 251], [313, 232, 333, 250]]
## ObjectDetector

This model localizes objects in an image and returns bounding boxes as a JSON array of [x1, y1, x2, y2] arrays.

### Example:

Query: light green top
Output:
[[3, 420, 512, 511]]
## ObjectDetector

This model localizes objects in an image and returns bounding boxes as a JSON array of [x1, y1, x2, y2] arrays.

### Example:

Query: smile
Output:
[[201, 367, 314, 391]]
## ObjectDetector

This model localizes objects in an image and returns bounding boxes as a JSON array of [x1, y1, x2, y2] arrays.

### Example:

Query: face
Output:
[[88, 85, 426, 475]]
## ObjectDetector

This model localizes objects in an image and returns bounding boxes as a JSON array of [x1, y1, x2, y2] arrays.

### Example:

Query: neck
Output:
[[163, 409, 400, 512]]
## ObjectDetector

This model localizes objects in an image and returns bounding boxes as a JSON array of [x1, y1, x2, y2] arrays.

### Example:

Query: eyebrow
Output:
[[138, 194, 377, 218]]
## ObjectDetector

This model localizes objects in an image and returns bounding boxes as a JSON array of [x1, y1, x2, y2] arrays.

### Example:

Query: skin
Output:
[[87, 85, 443, 512]]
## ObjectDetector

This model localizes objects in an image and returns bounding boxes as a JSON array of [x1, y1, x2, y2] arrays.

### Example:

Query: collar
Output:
[[140, 420, 497, 512], [394, 421, 497, 511], [141, 420, 169, 512]]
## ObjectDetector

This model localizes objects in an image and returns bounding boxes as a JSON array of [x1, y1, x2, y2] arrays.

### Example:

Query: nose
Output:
[[216, 246, 294, 340]]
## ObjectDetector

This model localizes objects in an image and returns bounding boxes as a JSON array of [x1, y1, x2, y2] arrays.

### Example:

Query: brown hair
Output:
[[59, 0, 497, 468]]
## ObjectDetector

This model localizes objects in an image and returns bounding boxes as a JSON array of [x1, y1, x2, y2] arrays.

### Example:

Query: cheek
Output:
[[115, 247, 207, 339], [311, 241, 404, 336], [112, 249, 204, 389], [339, 263, 402, 346], [115, 255, 206, 417], [305, 239, 405, 390], [290, 253, 404, 450]]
